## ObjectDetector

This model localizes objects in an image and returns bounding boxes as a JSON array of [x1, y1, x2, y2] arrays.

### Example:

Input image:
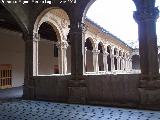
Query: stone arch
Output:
[[82, 0, 97, 22], [33, 7, 70, 42], [85, 37, 95, 50], [33, 7, 71, 75], [39, 21, 62, 42], [114, 48, 118, 56]]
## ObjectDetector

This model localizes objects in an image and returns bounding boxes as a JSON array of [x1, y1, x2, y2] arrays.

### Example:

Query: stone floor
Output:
[[0, 100, 160, 120]]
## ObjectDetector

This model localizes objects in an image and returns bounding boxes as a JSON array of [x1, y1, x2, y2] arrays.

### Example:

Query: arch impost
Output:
[[56, 41, 69, 49]]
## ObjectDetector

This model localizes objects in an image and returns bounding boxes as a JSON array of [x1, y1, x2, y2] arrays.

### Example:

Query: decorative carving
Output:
[[61, 19, 68, 28], [56, 41, 69, 49], [134, 7, 159, 22]]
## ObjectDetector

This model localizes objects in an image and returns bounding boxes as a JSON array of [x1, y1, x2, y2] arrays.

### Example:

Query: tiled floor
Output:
[[0, 100, 160, 120]]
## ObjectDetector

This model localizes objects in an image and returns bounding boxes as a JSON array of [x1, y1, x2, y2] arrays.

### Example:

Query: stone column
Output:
[[121, 57, 124, 71], [119, 56, 122, 70], [33, 33, 39, 76], [110, 47, 115, 72], [84, 47, 87, 73], [133, 0, 160, 108], [103, 51, 109, 72], [92, 49, 100, 74], [57, 41, 69, 75], [129, 58, 132, 71], [123, 58, 126, 71], [23, 33, 36, 100], [117, 56, 121, 71], [125, 58, 128, 71], [68, 18, 86, 104]]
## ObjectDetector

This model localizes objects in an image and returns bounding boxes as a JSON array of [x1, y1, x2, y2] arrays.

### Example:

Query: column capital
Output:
[[134, 7, 159, 23], [56, 41, 69, 49], [85, 47, 88, 52], [33, 33, 40, 42], [92, 49, 100, 54], [103, 51, 109, 56]]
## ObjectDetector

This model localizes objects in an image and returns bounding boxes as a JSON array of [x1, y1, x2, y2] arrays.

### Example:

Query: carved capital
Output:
[[92, 49, 100, 54], [56, 41, 69, 49], [134, 7, 159, 23]]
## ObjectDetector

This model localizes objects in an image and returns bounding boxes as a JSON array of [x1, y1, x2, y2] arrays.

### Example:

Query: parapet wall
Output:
[[85, 74, 140, 107], [33, 74, 140, 107]]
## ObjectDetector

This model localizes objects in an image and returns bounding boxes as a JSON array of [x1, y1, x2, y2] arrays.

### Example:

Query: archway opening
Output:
[[0, 4, 24, 99], [83, 0, 137, 74], [34, 8, 70, 76], [85, 38, 94, 72], [38, 22, 59, 75]]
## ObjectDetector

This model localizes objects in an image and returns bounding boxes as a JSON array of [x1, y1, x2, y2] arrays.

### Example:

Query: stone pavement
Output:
[[0, 100, 160, 120]]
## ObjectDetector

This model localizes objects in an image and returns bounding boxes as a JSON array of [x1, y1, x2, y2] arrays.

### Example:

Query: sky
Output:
[[86, 0, 160, 48]]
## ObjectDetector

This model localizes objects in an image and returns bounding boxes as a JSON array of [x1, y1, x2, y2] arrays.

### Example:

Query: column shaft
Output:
[[92, 49, 100, 74], [23, 33, 35, 99]]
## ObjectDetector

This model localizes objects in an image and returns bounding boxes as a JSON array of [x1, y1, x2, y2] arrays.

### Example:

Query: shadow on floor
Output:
[[0, 86, 23, 100]]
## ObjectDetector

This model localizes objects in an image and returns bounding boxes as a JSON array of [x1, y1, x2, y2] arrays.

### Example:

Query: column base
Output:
[[68, 79, 87, 104], [23, 78, 36, 100], [139, 79, 160, 109]]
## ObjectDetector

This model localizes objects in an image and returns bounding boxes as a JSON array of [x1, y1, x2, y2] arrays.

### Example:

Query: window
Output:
[[0, 64, 12, 89]]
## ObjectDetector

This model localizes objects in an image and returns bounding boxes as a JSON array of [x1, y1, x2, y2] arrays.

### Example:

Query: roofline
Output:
[[85, 17, 133, 50]]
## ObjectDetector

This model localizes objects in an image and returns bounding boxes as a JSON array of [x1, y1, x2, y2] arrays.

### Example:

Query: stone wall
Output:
[[85, 74, 140, 106], [34, 75, 71, 102], [33, 74, 140, 107]]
